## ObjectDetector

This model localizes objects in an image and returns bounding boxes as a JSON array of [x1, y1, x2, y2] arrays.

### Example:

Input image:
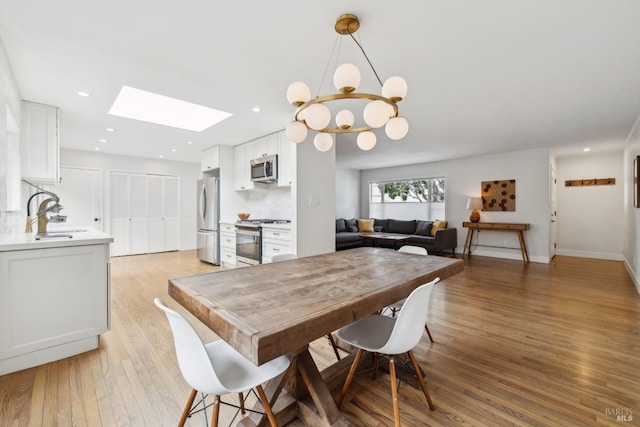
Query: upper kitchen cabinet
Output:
[[278, 132, 293, 187], [20, 101, 59, 184], [201, 145, 220, 172], [253, 133, 278, 158], [233, 142, 254, 191]]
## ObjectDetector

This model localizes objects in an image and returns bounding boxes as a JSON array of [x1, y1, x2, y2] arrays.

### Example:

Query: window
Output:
[[369, 178, 445, 220]]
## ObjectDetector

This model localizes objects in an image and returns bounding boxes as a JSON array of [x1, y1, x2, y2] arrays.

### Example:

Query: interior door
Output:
[[56, 167, 103, 230], [550, 166, 558, 259]]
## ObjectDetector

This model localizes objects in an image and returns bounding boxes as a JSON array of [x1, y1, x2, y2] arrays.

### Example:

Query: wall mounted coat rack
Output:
[[565, 178, 615, 187]]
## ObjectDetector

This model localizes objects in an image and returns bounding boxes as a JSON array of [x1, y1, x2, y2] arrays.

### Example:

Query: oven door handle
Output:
[[236, 228, 261, 237]]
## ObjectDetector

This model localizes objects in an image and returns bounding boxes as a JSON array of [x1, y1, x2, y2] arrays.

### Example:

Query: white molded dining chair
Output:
[[269, 253, 343, 361], [154, 298, 290, 427], [335, 278, 440, 426], [388, 245, 435, 342]]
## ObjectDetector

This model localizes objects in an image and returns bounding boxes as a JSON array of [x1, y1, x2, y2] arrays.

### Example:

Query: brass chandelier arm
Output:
[[294, 92, 399, 133]]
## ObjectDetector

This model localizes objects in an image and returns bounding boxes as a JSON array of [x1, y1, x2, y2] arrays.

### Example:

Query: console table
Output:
[[462, 222, 530, 262]]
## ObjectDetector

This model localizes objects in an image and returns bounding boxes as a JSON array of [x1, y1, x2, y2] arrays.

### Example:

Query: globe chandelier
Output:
[[285, 14, 409, 152]]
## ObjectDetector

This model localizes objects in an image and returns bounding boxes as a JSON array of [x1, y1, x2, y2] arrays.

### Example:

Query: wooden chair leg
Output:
[[256, 384, 278, 427], [178, 389, 198, 427], [326, 334, 341, 360], [337, 348, 364, 407], [238, 392, 245, 415], [425, 323, 435, 343], [407, 350, 435, 410], [211, 395, 220, 427], [389, 356, 401, 427]]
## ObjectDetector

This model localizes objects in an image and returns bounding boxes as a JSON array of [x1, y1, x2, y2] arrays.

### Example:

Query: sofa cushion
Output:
[[374, 218, 389, 232], [336, 218, 346, 233], [430, 220, 448, 236], [415, 221, 433, 236], [345, 218, 358, 232], [357, 219, 375, 232], [336, 233, 362, 244], [387, 219, 417, 235]]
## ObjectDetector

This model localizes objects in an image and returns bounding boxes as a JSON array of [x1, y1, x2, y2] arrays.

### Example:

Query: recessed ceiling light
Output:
[[159, 155, 165, 158], [94, 147, 100, 151], [106, 128, 114, 132], [171, 148, 177, 152], [252, 106, 261, 112], [108, 86, 232, 131], [99, 139, 107, 143], [77, 91, 90, 97], [186, 141, 193, 145], [584, 148, 591, 152]]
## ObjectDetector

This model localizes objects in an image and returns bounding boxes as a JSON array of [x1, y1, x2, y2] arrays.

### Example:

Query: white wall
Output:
[[555, 151, 624, 260], [294, 139, 335, 257], [0, 36, 22, 232], [335, 168, 360, 218], [60, 149, 200, 250], [623, 115, 640, 294], [360, 148, 551, 263]]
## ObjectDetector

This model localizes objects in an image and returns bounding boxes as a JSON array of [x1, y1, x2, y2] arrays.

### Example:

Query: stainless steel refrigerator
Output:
[[197, 177, 219, 264]]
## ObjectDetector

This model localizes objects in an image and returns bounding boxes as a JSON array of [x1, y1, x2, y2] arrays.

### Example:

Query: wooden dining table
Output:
[[169, 247, 464, 426]]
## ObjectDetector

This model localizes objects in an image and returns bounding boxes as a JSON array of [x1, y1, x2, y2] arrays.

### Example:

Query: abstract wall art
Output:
[[481, 179, 516, 212]]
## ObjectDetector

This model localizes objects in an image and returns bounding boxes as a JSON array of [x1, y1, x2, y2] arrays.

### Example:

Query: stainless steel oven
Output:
[[235, 224, 261, 267]]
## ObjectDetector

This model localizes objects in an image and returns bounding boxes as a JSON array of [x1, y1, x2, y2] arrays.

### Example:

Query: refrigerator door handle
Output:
[[201, 186, 207, 222]]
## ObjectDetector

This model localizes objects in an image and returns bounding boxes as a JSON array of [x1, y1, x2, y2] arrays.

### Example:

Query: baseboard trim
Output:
[[554, 249, 624, 261]]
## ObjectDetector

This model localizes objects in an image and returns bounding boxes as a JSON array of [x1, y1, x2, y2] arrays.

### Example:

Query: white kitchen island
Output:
[[0, 227, 113, 375]]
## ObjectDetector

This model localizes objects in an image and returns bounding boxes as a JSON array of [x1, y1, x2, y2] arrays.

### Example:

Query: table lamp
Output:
[[466, 197, 483, 223]]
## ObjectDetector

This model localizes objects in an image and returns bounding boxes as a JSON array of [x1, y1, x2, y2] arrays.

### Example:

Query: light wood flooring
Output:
[[1, 251, 639, 426]]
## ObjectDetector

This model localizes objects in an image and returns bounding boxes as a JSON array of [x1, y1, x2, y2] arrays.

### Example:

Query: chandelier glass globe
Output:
[[363, 100, 392, 128], [314, 133, 334, 152], [286, 81, 311, 106], [304, 103, 331, 130], [385, 117, 409, 140], [333, 64, 360, 93], [357, 131, 377, 150], [335, 110, 355, 129], [382, 76, 408, 101], [286, 120, 308, 143]]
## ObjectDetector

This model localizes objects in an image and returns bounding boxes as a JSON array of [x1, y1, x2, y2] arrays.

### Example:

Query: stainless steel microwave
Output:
[[250, 154, 278, 183]]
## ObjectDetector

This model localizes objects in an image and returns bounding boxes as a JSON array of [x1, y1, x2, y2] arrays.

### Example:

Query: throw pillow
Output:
[[357, 218, 375, 232], [336, 219, 346, 233], [348, 225, 359, 232], [415, 221, 433, 236], [430, 220, 448, 237]]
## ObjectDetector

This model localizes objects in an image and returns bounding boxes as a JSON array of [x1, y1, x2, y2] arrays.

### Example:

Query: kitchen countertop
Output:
[[0, 226, 113, 252]]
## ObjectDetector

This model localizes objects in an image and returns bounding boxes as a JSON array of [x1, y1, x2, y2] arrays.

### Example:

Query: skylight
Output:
[[108, 86, 232, 132]]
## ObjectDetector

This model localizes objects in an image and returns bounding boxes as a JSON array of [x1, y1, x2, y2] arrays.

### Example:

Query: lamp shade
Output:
[[286, 120, 308, 143], [466, 197, 483, 210], [313, 133, 334, 152], [286, 81, 311, 106], [385, 117, 409, 140]]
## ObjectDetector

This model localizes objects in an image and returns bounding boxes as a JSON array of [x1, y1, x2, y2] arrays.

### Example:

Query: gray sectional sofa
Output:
[[335, 218, 457, 255]]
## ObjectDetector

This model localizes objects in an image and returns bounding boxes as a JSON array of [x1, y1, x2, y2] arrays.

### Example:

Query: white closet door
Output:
[[163, 176, 180, 251], [109, 172, 130, 256], [147, 175, 165, 253], [129, 174, 147, 255]]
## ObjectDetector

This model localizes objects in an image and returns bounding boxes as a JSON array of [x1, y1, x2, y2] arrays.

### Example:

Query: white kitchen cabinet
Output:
[[278, 131, 293, 187], [147, 175, 180, 253], [0, 240, 111, 375], [20, 101, 59, 184], [219, 222, 236, 267], [201, 146, 220, 172], [262, 226, 292, 263], [253, 133, 279, 158], [233, 142, 254, 191]]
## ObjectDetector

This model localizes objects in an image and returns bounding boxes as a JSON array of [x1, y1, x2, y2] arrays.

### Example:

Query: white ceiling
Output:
[[0, 1, 638, 170]]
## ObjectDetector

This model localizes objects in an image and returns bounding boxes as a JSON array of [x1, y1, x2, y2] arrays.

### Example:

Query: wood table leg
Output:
[[463, 228, 474, 257], [517, 230, 529, 262]]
